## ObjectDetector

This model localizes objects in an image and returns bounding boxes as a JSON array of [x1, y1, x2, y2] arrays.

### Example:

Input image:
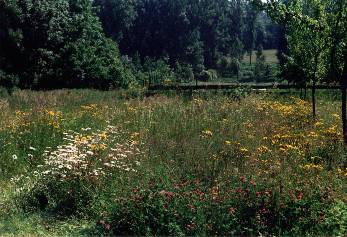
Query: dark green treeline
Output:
[[0, 0, 280, 90]]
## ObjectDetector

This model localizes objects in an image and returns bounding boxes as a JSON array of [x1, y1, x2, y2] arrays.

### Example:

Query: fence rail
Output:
[[148, 83, 340, 91]]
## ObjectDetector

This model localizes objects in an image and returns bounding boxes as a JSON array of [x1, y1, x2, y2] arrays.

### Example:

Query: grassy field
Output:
[[0, 89, 346, 236], [242, 49, 279, 64]]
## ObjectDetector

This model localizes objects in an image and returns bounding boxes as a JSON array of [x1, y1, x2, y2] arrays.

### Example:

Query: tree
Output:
[[285, 0, 328, 117], [0, 0, 133, 89], [94, 0, 251, 70], [93, 0, 138, 42], [254, 45, 267, 82], [243, 2, 258, 65], [0, 0, 21, 89], [64, 0, 134, 89], [253, 0, 347, 144], [183, 29, 205, 74], [324, 0, 347, 145]]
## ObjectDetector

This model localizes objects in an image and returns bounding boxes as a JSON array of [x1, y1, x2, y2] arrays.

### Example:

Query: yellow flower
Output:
[[332, 114, 340, 119], [307, 131, 319, 138], [75, 135, 92, 144], [314, 121, 323, 127], [240, 148, 249, 153], [81, 104, 97, 110], [127, 107, 137, 113], [201, 130, 213, 138], [130, 132, 140, 140], [257, 146, 271, 154], [193, 98, 203, 106], [47, 111, 56, 116], [89, 143, 107, 152], [225, 140, 232, 145], [52, 121, 59, 129], [337, 168, 347, 177], [302, 163, 324, 171], [48, 121, 60, 129], [99, 132, 108, 140], [279, 144, 297, 153]]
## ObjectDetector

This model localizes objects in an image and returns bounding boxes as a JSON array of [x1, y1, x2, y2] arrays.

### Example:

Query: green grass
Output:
[[0, 88, 346, 236]]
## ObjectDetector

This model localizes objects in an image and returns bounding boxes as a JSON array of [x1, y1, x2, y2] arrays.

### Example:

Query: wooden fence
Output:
[[148, 83, 340, 91]]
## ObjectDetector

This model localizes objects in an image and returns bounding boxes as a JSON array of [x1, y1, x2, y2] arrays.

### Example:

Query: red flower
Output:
[[187, 204, 195, 211], [229, 207, 237, 216], [297, 192, 304, 201], [159, 190, 175, 199]]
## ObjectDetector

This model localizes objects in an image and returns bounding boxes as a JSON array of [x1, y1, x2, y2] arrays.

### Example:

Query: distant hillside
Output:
[[242, 49, 279, 64]]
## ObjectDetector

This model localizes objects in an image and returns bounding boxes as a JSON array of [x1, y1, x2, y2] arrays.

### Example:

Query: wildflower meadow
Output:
[[0, 89, 346, 236]]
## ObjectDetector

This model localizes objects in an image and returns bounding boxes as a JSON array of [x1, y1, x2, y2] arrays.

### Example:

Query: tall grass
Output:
[[0, 89, 346, 236]]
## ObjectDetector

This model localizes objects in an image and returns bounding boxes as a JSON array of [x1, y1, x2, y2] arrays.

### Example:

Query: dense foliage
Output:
[[0, 0, 134, 90], [255, 0, 346, 86], [94, 0, 281, 68], [1, 0, 281, 89]]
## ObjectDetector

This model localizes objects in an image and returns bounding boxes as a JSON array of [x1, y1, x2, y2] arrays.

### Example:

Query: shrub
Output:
[[208, 69, 218, 81], [197, 70, 210, 82], [195, 64, 205, 74], [143, 58, 176, 86], [15, 126, 144, 217], [0, 0, 133, 90], [217, 56, 240, 77], [280, 56, 307, 85], [254, 45, 270, 83], [0, 71, 19, 92], [323, 201, 347, 236], [96, 178, 332, 236], [197, 70, 218, 82], [240, 70, 254, 82], [175, 62, 194, 83]]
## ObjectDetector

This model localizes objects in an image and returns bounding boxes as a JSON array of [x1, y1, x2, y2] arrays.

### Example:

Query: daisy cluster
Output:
[[41, 125, 143, 179]]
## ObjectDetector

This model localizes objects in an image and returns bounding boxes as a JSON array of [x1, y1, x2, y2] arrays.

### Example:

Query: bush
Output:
[[254, 45, 271, 83], [175, 62, 194, 83], [197, 70, 210, 82], [323, 201, 347, 236], [15, 126, 144, 217], [96, 178, 331, 236], [0, 0, 134, 90], [0, 71, 19, 91], [20, 178, 96, 216], [217, 56, 240, 77], [281, 58, 307, 85], [143, 58, 176, 86], [197, 70, 218, 82], [208, 69, 218, 81], [240, 71, 254, 82], [195, 64, 205, 74]]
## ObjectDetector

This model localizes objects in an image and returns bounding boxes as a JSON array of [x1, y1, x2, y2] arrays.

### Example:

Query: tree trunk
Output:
[[341, 56, 347, 146], [304, 82, 307, 99], [342, 84, 347, 145], [300, 85, 303, 99], [249, 50, 252, 65], [312, 80, 316, 118], [312, 55, 319, 118]]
